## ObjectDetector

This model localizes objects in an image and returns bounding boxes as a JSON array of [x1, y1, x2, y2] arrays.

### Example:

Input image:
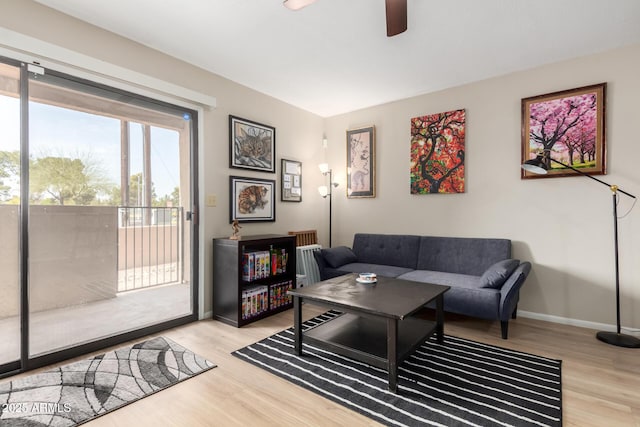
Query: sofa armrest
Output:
[[313, 250, 349, 281], [499, 262, 531, 320]]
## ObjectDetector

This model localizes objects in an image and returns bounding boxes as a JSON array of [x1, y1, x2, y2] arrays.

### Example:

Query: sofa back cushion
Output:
[[416, 236, 511, 276], [352, 233, 421, 269]]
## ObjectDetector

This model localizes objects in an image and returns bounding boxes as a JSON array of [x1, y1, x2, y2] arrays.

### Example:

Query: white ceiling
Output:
[[34, 0, 640, 117]]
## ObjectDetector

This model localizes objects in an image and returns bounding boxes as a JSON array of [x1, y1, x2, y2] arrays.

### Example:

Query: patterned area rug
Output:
[[0, 336, 215, 426], [233, 311, 562, 427]]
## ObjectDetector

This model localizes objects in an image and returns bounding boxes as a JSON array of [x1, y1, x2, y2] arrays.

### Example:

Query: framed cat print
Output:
[[229, 115, 276, 173], [229, 176, 276, 223]]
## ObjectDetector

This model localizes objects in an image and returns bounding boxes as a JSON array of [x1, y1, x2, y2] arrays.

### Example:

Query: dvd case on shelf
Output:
[[241, 285, 269, 320], [269, 280, 293, 309], [241, 247, 289, 282]]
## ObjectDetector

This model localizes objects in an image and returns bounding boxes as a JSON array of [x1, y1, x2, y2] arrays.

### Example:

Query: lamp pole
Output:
[[523, 153, 639, 348], [328, 169, 333, 248], [318, 166, 338, 247]]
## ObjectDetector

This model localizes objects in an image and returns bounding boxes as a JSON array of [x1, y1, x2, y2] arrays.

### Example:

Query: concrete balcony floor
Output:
[[0, 282, 191, 365]]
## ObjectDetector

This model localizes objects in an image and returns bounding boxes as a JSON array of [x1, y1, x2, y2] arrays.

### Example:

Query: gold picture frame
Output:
[[521, 83, 606, 179]]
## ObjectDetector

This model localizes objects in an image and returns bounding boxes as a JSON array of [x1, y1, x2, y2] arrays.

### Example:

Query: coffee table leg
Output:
[[387, 318, 398, 393], [294, 295, 302, 355], [436, 293, 444, 344]]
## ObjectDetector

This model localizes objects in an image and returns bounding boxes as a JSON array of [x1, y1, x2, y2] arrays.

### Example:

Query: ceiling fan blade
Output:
[[385, 0, 407, 37]]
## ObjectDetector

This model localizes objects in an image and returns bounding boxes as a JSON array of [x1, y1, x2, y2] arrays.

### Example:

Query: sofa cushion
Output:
[[399, 270, 501, 319], [398, 270, 482, 289], [352, 233, 421, 269], [321, 246, 358, 268], [416, 236, 511, 275], [339, 263, 414, 278], [479, 259, 520, 289]]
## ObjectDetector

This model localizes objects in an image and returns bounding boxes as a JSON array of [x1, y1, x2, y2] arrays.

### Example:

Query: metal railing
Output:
[[117, 206, 183, 292]]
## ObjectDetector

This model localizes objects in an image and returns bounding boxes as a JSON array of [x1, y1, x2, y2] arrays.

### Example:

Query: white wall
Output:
[[323, 44, 640, 332]]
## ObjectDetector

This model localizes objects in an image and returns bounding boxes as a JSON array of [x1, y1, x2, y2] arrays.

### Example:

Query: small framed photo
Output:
[[229, 176, 275, 223], [281, 159, 302, 202], [346, 125, 375, 198], [521, 83, 606, 179], [229, 115, 276, 173]]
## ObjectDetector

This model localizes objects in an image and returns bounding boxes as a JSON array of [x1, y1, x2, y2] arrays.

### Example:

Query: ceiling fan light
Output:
[[283, 0, 317, 11]]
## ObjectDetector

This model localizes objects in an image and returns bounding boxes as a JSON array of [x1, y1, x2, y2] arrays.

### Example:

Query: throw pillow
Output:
[[321, 246, 358, 268], [479, 259, 520, 289]]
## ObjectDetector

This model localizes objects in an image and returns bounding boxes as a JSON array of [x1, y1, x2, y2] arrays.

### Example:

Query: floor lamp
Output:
[[522, 153, 640, 348], [318, 163, 339, 248]]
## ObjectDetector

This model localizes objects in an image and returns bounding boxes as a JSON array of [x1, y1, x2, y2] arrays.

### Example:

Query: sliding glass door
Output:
[[0, 57, 198, 375]]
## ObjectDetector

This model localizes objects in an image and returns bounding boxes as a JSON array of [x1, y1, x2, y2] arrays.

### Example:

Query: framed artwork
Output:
[[281, 159, 302, 202], [229, 176, 275, 223], [346, 125, 375, 198], [410, 109, 466, 194], [229, 115, 276, 173], [521, 83, 606, 179]]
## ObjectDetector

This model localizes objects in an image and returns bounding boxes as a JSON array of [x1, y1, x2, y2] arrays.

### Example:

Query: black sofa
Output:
[[313, 233, 531, 339]]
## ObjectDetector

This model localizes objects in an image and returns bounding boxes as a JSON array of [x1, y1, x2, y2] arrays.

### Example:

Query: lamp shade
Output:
[[318, 185, 328, 197], [318, 163, 330, 174], [283, 0, 317, 11], [521, 155, 549, 175]]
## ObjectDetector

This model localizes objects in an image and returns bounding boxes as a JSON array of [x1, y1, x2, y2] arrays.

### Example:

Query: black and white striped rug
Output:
[[232, 311, 562, 427]]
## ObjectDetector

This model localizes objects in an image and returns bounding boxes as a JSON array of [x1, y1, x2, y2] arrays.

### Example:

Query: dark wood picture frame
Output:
[[346, 125, 375, 198], [229, 176, 276, 223], [281, 159, 302, 202], [229, 115, 276, 173], [521, 83, 606, 179]]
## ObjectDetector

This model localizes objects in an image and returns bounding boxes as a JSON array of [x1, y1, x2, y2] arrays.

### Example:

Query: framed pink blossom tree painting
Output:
[[521, 83, 606, 179]]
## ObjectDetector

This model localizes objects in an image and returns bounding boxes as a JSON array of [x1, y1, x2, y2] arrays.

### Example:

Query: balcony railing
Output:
[[118, 207, 183, 292]]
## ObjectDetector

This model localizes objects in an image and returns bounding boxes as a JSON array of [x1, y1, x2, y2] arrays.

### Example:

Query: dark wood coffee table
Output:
[[288, 273, 449, 393]]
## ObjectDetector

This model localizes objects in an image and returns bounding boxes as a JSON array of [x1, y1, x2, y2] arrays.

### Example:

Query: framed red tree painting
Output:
[[410, 109, 466, 194], [521, 83, 606, 179]]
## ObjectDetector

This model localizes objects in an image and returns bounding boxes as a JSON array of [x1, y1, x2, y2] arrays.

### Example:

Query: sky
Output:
[[0, 95, 182, 202]]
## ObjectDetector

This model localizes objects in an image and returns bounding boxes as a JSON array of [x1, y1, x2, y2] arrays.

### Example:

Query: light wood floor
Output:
[[5, 306, 640, 426]]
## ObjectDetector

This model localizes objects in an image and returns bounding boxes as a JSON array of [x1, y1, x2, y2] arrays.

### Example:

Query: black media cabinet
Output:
[[212, 234, 296, 327]]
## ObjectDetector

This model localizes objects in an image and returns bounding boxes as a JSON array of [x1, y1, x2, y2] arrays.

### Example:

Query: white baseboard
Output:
[[518, 310, 640, 337], [199, 307, 640, 337]]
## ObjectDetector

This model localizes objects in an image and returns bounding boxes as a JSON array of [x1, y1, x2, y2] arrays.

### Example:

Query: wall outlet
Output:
[[206, 194, 217, 207]]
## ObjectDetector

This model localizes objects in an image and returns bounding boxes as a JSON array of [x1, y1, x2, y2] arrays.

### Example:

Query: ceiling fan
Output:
[[283, 0, 407, 37]]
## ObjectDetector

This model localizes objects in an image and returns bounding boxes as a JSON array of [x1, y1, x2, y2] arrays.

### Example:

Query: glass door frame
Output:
[[0, 57, 24, 376]]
